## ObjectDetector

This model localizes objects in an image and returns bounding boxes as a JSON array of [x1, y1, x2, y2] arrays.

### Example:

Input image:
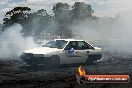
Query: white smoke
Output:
[[0, 24, 38, 59], [70, 11, 132, 57], [0, 1, 132, 58]]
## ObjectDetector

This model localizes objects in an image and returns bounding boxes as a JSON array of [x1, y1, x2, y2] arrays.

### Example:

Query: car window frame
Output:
[[76, 41, 95, 50], [64, 41, 77, 50]]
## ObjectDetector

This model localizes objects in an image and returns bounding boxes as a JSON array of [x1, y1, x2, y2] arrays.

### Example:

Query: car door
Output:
[[62, 41, 82, 64], [75, 41, 95, 63]]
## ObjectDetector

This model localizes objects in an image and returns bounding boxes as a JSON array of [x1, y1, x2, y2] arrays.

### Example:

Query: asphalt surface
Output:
[[0, 52, 132, 88]]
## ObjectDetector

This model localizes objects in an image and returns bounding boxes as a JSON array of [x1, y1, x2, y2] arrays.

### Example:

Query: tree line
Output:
[[1, 2, 98, 39]]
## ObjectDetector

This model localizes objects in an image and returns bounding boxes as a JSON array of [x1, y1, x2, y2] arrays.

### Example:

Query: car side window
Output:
[[77, 41, 94, 50], [66, 41, 77, 50]]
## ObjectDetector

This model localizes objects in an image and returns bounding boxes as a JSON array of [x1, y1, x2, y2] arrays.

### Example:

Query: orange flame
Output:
[[78, 66, 86, 76]]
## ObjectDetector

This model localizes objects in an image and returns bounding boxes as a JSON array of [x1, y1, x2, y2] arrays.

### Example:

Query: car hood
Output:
[[23, 47, 60, 54]]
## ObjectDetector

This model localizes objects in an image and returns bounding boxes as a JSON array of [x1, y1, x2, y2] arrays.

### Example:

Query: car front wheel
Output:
[[49, 55, 60, 68]]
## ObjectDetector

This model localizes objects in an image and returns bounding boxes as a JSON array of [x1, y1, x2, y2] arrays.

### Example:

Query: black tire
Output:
[[85, 54, 102, 65], [26, 58, 38, 66], [49, 55, 60, 68], [85, 56, 94, 64]]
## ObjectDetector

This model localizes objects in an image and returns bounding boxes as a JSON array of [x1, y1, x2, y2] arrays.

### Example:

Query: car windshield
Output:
[[42, 40, 68, 49]]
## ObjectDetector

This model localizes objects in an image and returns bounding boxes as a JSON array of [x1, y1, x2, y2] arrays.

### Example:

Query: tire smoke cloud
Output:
[[0, 24, 38, 59], [70, 11, 132, 57]]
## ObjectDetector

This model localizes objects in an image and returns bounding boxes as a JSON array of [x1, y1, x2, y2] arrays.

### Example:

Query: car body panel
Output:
[[21, 39, 102, 65]]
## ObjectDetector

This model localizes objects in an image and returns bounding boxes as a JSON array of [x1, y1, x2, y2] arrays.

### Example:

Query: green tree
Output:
[[3, 7, 31, 28], [53, 3, 70, 22], [52, 3, 72, 38], [30, 9, 54, 37], [2, 7, 53, 37], [2, 7, 33, 36], [71, 2, 94, 20]]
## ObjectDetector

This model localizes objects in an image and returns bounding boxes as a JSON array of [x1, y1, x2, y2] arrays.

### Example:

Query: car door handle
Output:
[[87, 51, 89, 53], [76, 51, 78, 53]]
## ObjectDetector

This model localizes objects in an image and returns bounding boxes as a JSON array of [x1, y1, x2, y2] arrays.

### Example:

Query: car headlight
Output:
[[34, 54, 44, 57]]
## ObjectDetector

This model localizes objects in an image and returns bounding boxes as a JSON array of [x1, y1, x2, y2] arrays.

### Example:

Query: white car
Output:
[[21, 39, 102, 67]]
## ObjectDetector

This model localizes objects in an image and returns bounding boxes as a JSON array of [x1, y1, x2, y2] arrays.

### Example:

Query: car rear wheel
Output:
[[85, 54, 102, 64], [85, 55, 94, 64]]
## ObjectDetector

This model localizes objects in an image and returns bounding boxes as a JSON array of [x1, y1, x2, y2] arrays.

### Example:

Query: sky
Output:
[[0, 0, 132, 24]]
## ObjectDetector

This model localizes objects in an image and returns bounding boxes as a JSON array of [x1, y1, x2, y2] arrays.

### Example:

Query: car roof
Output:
[[54, 39, 85, 41]]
